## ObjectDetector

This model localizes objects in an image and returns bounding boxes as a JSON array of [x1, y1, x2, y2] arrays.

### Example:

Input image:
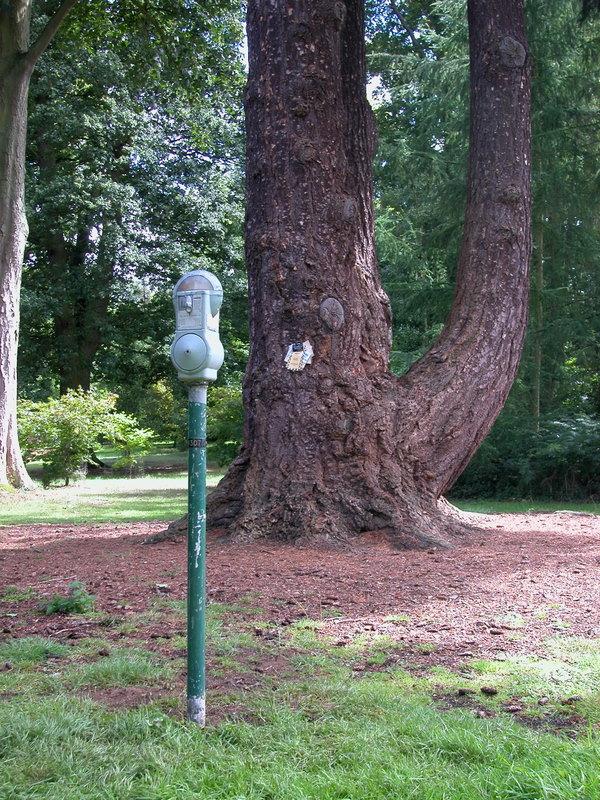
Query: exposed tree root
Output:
[[145, 465, 479, 549]]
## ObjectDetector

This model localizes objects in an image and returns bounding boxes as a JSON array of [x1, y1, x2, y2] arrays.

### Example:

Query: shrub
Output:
[[207, 386, 244, 464], [454, 413, 600, 500], [136, 380, 187, 448], [40, 582, 96, 615], [18, 389, 154, 486], [531, 416, 600, 499]]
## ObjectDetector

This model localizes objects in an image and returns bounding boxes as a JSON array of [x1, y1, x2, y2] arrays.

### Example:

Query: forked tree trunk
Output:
[[0, 0, 78, 488], [204, 0, 529, 547]]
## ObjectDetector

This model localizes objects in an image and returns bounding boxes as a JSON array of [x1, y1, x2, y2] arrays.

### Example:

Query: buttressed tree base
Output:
[[204, 0, 532, 547]]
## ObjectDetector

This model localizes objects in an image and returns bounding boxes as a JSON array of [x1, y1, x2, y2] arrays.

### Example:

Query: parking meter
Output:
[[170, 269, 224, 728], [171, 270, 224, 384]]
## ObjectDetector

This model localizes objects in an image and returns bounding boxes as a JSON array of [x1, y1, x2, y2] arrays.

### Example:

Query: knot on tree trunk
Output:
[[498, 36, 526, 69], [315, 0, 347, 28]]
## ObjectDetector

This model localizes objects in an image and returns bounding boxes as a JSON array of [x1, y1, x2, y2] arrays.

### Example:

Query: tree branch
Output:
[[389, 0, 419, 51], [24, 0, 80, 70]]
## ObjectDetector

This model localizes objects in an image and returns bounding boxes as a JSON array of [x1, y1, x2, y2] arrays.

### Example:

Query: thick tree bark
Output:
[[206, 0, 532, 547], [0, 0, 78, 488]]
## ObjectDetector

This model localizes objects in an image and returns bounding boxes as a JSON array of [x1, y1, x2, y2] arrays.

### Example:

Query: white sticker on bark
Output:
[[285, 340, 313, 371]]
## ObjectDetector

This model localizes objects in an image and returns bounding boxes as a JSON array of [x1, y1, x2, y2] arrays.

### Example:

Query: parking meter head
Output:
[[171, 270, 224, 383]]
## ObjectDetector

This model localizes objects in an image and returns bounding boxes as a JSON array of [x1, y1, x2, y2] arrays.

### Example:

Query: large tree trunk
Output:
[[0, 43, 34, 488], [209, 0, 531, 547]]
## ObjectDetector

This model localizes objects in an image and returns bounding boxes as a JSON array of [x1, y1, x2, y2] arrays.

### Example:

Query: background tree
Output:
[[21, 16, 246, 401], [1, 0, 245, 488], [208, 0, 532, 546], [0, 0, 78, 489]]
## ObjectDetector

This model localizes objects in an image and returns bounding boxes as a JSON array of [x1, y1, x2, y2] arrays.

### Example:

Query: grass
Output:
[[1, 477, 597, 527], [455, 637, 600, 725], [1, 585, 38, 602], [2, 448, 600, 795], [453, 498, 600, 515], [63, 648, 173, 689], [2, 610, 600, 798], [0, 636, 69, 666], [1, 440, 598, 525], [0, 638, 172, 695], [0, 469, 225, 526], [1, 673, 599, 799]]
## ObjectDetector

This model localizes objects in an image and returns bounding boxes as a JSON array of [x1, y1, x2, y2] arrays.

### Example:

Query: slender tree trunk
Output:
[[531, 212, 544, 430], [206, 0, 532, 547], [0, 0, 78, 488], [49, 227, 107, 394], [0, 52, 34, 488]]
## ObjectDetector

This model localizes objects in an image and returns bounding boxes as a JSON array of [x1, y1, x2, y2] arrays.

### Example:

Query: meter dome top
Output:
[[176, 270, 222, 294]]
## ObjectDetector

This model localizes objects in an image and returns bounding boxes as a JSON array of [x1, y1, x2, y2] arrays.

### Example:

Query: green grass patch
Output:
[[1, 585, 37, 602], [62, 648, 172, 689], [3, 442, 599, 527], [0, 469, 224, 526], [0, 637, 69, 666], [1, 674, 599, 800], [411, 636, 600, 724], [3, 617, 600, 797], [207, 606, 257, 658], [452, 498, 600, 515], [383, 613, 411, 624]]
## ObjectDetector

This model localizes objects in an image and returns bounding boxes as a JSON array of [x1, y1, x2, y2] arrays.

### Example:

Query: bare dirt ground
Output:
[[1, 512, 599, 668]]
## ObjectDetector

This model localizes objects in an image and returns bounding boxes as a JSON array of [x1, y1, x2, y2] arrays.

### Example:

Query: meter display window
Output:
[[171, 269, 224, 384]]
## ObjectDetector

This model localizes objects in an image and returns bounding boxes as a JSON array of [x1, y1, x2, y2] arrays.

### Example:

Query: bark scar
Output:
[[499, 36, 526, 68]]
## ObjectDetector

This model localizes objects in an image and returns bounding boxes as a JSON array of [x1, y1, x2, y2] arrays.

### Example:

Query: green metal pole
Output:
[[187, 382, 207, 725]]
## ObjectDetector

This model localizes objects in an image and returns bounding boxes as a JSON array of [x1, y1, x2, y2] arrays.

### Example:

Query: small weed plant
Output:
[[40, 581, 96, 615]]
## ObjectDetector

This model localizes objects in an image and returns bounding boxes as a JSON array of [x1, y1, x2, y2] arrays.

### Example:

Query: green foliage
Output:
[[109, 419, 156, 473], [368, 0, 600, 496], [19, 3, 247, 414], [40, 582, 96, 616], [455, 414, 600, 499], [136, 380, 187, 449], [127, 381, 245, 459], [18, 389, 153, 486], [208, 386, 244, 464]]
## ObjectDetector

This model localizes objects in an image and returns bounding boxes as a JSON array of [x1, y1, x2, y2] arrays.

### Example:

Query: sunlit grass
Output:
[[3, 441, 598, 525], [0, 469, 225, 525], [453, 498, 600, 514]]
